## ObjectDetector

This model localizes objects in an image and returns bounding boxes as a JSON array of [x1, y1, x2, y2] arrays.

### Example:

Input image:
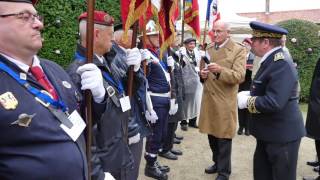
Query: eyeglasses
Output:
[[211, 30, 227, 35], [0, 11, 43, 23]]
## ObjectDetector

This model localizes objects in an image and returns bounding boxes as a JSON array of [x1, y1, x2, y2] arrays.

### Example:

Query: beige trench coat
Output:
[[199, 39, 246, 139]]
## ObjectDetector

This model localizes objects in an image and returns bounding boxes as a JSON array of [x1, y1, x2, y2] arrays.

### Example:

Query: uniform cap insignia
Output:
[[0, 92, 18, 110], [274, 52, 284, 61]]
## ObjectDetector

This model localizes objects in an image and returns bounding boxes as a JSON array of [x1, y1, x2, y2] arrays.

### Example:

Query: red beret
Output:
[[78, 11, 114, 26]]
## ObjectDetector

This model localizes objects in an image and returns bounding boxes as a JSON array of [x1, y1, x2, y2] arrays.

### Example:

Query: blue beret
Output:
[[0, 0, 38, 4], [250, 21, 288, 39]]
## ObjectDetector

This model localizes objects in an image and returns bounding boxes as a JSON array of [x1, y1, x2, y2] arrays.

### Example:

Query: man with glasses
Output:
[[237, 21, 305, 180], [0, 0, 110, 179], [199, 20, 246, 180]]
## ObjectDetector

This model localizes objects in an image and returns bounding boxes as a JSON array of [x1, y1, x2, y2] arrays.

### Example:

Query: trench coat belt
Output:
[[148, 91, 171, 98]]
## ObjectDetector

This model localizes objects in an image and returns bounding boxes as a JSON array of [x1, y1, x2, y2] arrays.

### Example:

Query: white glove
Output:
[[140, 49, 151, 62], [77, 63, 105, 103], [126, 48, 142, 72], [179, 47, 187, 56], [104, 172, 115, 180], [145, 109, 158, 124], [128, 133, 141, 145], [237, 91, 250, 109], [169, 99, 178, 115], [167, 56, 174, 70]]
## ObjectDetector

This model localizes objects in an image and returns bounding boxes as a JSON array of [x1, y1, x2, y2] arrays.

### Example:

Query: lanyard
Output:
[[102, 72, 124, 94], [0, 62, 68, 112], [74, 51, 124, 95], [74, 52, 86, 62]]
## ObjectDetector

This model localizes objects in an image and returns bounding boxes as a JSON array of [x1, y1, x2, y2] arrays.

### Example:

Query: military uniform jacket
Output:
[[248, 48, 305, 142], [305, 58, 320, 139], [198, 39, 246, 139], [0, 55, 88, 180], [199, 39, 246, 139], [67, 44, 133, 179]]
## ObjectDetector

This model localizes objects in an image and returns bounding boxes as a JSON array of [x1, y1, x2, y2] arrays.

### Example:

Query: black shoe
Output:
[[216, 174, 229, 180], [204, 164, 217, 174], [307, 160, 320, 167], [188, 123, 198, 128], [188, 119, 198, 128], [313, 166, 319, 172], [244, 129, 250, 136], [155, 161, 170, 173], [173, 138, 181, 144], [303, 176, 320, 180], [237, 127, 244, 135], [159, 151, 178, 160], [145, 164, 168, 180], [171, 149, 183, 156], [181, 124, 188, 131], [175, 134, 184, 140]]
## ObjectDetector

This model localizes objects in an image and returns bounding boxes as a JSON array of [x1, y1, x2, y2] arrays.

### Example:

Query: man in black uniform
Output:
[[237, 21, 305, 180], [67, 11, 142, 180], [0, 0, 107, 179], [303, 58, 320, 180]]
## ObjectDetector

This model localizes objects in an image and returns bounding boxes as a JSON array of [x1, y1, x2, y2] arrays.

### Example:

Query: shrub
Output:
[[277, 19, 320, 102], [36, 0, 120, 67]]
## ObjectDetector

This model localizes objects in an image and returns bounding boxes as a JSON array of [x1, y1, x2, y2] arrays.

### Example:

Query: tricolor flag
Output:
[[206, 0, 220, 41]]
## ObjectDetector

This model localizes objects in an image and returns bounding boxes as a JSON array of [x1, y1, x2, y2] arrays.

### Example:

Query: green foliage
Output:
[[36, 0, 120, 67], [277, 19, 320, 102]]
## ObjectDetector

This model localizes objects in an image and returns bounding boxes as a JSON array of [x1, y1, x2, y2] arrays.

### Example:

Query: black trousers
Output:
[[253, 139, 301, 180], [126, 139, 144, 180], [315, 140, 320, 175], [208, 135, 232, 178], [163, 122, 178, 152], [238, 108, 250, 130]]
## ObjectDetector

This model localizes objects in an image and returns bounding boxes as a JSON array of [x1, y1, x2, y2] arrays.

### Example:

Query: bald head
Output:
[[113, 29, 132, 49], [211, 20, 230, 45]]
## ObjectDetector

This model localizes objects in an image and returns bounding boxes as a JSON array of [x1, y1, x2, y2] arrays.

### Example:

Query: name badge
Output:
[[119, 96, 131, 112], [60, 110, 86, 141]]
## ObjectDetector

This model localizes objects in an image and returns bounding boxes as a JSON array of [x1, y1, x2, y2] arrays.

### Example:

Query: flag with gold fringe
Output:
[[121, 0, 149, 41], [158, 0, 179, 58], [184, 0, 200, 40]]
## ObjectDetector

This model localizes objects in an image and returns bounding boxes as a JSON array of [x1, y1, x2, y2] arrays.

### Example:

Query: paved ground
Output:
[[138, 105, 316, 180]]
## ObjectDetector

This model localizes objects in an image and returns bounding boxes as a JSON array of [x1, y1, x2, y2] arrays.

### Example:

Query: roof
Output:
[[238, 9, 320, 24]]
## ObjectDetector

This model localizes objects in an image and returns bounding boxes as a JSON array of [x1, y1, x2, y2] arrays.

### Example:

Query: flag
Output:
[[158, 0, 179, 58], [184, 0, 200, 40], [121, 0, 149, 40], [206, 0, 220, 42]]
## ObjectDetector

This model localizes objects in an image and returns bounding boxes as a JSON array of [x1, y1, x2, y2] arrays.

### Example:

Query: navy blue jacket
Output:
[[0, 55, 87, 180], [249, 48, 305, 142]]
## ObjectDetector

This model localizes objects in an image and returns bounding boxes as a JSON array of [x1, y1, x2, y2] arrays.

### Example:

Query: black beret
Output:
[[250, 21, 288, 39], [183, 37, 196, 44], [0, 0, 38, 5]]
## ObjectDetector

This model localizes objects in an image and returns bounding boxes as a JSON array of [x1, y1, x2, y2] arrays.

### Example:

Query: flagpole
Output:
[[142, 15, 147, 75], [181, 0, 186, 45], [85, 0, 95, 180], [202, 20, 208, 47]]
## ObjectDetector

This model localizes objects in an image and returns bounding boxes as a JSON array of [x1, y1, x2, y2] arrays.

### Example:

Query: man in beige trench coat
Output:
[[198, 20, 246, 180]]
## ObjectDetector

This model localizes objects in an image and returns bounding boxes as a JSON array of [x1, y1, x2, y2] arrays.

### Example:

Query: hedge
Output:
[[278, 19, 320, 102], [36, 0, 120, 67]]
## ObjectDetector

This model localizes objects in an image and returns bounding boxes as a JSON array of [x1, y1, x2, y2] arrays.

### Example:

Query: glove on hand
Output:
[[126, 48, 142, 72], [104, 172, 115, 180], [77, 63, 105, 103], [128, 133, 141, 145], [237, 91, 250, 109], [145, 109, 158, 124], [169, 99, 178, 115], [167, 56, 175, 70]]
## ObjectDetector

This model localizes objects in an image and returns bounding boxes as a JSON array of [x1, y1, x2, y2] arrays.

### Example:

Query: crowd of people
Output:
[[0, 1, 319, 180]]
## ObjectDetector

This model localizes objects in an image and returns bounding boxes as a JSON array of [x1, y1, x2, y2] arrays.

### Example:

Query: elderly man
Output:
[[199, 20, 246, 180], [67, 11, 142, 180], [0, 0, 108, 179], [237, 21, 305, 180]]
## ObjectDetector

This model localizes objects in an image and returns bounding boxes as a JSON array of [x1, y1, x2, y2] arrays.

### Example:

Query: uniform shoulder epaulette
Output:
[[274, 52, 284, 62]]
